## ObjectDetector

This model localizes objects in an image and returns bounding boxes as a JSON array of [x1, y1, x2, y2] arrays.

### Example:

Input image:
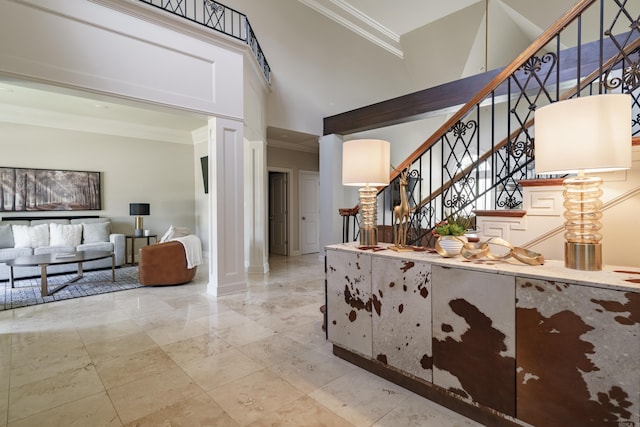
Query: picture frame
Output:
[[0, 167, 101, 211]]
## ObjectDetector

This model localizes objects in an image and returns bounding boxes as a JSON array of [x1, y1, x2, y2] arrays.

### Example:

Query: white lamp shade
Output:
[[534, 94, 631, 175], [342, 139, 391, 186]]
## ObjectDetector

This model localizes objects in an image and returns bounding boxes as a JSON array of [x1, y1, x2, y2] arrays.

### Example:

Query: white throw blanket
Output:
[[171, 235, 203, 269]]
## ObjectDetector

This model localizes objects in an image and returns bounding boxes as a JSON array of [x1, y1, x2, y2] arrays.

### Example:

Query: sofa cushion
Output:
[[0, 247, 33, 261], [49, 223, 82, 247], [82, 222, 110, 243], [34, 246, 77, 255], [0, 224, 13, 249], [12, 224, 49, 248], [77, 242, 114, 252]]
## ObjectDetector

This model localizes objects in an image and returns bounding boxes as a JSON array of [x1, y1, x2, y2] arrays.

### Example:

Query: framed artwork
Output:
[[0, 167, 101, 211]]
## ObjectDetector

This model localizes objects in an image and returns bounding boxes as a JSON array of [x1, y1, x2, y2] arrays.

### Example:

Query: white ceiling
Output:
[[299, 0, 483, 57]]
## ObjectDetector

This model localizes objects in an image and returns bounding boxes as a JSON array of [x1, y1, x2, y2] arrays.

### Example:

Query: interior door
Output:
[[269, 172, 288, 255], [299, 170, 320, 254]]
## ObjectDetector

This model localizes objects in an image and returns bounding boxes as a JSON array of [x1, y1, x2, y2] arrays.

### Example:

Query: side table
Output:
[[125, 234, 158, 265]]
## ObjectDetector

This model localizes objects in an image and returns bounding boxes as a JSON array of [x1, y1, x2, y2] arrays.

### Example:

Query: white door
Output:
[[269, 172, 288, 255], [299, 170, 320, 254]]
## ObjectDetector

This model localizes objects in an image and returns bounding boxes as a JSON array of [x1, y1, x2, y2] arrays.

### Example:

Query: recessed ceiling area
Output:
[[0, 78, 208, 144]]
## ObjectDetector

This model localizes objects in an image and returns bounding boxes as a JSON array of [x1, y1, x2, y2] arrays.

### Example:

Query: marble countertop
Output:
[[326, 242, 640, 294]]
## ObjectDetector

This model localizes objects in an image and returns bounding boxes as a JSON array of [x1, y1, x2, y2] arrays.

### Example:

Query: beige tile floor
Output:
[[0, 254, 482, 426]]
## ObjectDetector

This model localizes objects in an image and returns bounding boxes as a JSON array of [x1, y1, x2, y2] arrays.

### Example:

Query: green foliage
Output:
[[433, 213, 472, 236]]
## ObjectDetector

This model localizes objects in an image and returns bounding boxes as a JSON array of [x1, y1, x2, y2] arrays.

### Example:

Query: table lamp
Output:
[[129, 203, 150, 237], [342, 139, 390, 246], [534, 94, 631, 270]]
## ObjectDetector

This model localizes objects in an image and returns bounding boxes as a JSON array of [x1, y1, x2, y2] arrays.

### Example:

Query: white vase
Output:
[[436, 235, 468, 257]]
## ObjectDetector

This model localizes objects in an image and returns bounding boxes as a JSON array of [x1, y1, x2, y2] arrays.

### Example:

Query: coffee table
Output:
[[6, 251, 115, 297]]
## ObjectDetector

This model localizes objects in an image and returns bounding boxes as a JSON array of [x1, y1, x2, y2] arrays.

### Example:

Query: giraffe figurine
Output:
[[393, 169, 410, 248]]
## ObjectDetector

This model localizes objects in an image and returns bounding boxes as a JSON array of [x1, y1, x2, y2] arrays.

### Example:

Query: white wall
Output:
[[0, 0, 243, 119], [1, 122, 196, 237]]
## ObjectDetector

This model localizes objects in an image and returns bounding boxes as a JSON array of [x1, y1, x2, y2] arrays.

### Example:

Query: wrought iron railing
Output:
[[137, 0, 271, 82], [372, 0, 640, 248]]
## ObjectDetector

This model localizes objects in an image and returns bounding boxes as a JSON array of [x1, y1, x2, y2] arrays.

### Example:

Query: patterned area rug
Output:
[[0, 266, 141, 311]]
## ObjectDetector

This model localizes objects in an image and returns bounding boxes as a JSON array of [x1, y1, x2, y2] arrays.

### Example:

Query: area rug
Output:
[[0, 266, 142, 311]]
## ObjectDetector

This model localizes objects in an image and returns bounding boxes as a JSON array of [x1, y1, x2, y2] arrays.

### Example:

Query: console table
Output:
[[325, 242, 640, 427]]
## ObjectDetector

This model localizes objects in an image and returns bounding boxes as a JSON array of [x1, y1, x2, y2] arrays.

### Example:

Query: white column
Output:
[[245, 139, 269, 274], [319, 134, 346, 255], [208, 117, 247, 296]]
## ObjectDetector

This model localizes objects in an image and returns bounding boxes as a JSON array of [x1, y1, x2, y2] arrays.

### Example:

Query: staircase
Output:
[[342, 0, 640, 252]]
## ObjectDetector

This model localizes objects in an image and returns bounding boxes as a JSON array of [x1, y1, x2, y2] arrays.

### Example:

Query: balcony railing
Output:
[[138, 0, 271, 82]]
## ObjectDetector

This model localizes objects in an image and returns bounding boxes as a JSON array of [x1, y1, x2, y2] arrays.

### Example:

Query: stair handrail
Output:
[[390, 0, 597, 184]]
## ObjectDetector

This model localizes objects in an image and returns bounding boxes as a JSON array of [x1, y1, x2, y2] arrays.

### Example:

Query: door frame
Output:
[[268, 167, 293, 256]]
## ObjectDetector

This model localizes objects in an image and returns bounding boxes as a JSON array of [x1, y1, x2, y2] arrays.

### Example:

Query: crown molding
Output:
[[298, 0, 403, 58], [268, 138, 319, 154]]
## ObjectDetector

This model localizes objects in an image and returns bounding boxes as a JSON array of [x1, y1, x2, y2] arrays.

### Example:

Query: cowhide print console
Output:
[[325, 243, 640, 427]]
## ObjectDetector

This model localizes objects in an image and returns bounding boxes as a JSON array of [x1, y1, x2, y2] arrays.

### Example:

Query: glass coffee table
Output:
[[6, 251, 115, 297]]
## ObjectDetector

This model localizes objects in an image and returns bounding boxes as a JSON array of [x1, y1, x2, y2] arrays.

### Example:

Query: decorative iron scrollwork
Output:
[[508, 139, 534, 158], [205, 0, 224, 13], [449, 120, 475, 138], [601, 6, 640, 91]]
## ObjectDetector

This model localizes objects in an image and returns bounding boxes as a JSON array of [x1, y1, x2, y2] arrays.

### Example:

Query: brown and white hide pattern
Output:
[[371, 257, 432, 382], [431, 266, 516, 416], [326, 250, 372, 357], [516, 278, 640, 427]]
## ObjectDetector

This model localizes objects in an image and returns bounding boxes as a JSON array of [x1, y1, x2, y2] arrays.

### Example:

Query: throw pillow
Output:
[[83, 221, 110, 243], [0, 224, 13, 248], [11, 224, 49, 248], [49, 223, 83, 247], [160, 225, 190, 243]]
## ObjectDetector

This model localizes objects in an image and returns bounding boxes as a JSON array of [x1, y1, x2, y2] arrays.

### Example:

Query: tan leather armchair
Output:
[[138, 241, 197, 286]]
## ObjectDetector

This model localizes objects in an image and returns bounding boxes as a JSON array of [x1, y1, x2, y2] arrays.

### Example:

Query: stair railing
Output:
[[371, 0, 640, 247]]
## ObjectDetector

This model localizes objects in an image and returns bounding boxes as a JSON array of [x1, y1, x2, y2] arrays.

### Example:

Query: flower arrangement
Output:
[[433, 213, 472, 237]]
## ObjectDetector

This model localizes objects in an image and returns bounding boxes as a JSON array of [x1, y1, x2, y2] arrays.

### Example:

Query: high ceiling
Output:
[[0, 0, 578, 149], [298, 0, 483, 57]]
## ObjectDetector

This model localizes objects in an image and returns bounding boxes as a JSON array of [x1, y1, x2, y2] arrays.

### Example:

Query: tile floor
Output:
[[0, 254, 482, 426]]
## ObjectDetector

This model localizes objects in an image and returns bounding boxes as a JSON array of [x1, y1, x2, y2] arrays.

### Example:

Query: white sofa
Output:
[[0, 217, 125, 281]]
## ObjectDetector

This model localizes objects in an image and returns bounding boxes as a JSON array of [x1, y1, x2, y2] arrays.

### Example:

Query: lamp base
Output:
[[565, 242, 602, 271], [359, 226, 378, 246]]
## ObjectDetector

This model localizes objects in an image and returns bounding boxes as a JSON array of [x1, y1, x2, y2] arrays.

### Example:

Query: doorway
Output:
[[269, 171, 288, 255], [299, 170, 320, 254]]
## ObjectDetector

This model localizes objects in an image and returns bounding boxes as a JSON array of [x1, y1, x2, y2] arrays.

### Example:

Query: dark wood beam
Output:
[[323, 69, 501, 136]]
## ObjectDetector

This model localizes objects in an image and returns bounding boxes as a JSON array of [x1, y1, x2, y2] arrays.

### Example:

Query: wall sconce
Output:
[[342, 139, 391, 246], [129, 203, 150, 237], [534, 94, 631, 270]]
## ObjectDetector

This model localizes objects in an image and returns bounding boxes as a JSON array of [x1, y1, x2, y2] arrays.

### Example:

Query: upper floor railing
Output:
[[138, 0, 271, 82], [370, 0, 640, 247]]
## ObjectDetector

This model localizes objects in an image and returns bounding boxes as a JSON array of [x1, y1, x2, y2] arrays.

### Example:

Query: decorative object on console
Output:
[[433, 212, 472, 257], [0, 167, 100, 211], [389, 167, 413, 252], [129, 203, 150, 237], [459, 237, 544, 265], [535, 94, 631, 271], [342, 139, 390, 246]]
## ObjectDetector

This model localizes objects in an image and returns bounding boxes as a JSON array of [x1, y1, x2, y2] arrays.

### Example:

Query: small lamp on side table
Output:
[[129, 203, 150, 237], [534, 94, 631, 271]]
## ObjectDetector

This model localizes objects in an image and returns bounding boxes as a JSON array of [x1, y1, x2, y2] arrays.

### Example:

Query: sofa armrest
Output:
[[110, 233, 125, 266]]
